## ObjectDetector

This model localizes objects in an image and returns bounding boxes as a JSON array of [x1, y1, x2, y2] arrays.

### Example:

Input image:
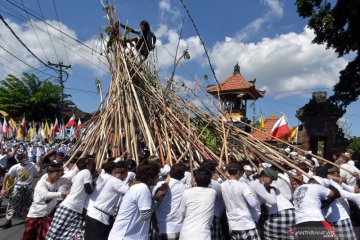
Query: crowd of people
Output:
[[0, 140, 360, 240]]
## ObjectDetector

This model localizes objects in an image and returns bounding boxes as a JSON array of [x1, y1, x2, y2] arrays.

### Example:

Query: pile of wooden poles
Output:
[[64, 4, 357, 179]]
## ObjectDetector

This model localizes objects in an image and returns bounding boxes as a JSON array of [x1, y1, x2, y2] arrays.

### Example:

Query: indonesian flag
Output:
[[52, 118, 60, 136], [74, 119, 82, 139], [271, 115, 290, 139], [77, 119, 83, 129], [20, 116, 27, 137], [2, 117, 9, 135], [65, 114, 76, 128]]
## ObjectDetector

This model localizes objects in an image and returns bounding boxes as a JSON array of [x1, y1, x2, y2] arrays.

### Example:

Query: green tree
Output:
[[0, 73, 75, 122], [296, 0, 360, 108], [348, 137, 360, 160]]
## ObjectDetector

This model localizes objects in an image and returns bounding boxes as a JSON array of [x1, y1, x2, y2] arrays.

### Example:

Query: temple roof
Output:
[[250, 115, 279, 142], [207, 64, 265, 99]]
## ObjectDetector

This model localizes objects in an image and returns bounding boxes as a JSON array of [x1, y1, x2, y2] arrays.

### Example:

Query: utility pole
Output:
[[48, 61, 71, 122]]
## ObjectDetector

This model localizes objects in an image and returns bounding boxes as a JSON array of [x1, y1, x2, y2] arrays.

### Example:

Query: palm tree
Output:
[[0, 73, 75, 122]]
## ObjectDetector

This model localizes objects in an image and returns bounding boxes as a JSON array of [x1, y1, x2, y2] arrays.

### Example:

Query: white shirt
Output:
[[153, 178, 186, 234], [181, 171, 192, 188], [87, 176, 129, 225], [293, 184, 330, 224], [272, 173, 292, 201], [108, 183, 152, 240], [0, 153, 8, 168], [248, 179, 277, 221], [84, 171, 112, 210], [340, 162, 360, 186], [267, 188, 294, 215], [179, 187, 216, 240], [60, 169, 92, 213], [221, 180, 256, 231], [210, 179, 225, 218], [27, 177, 71, 218], [239, 173, 253, 184], [7, 162, 35, 189]]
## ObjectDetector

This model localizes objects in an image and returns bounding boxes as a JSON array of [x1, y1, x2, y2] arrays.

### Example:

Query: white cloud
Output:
[[155, 24, 204, 70], [0, 18, 108, 79], [209, 27, 347, 98], [158, 0, 181, 22], [235, 0, 284, 41]]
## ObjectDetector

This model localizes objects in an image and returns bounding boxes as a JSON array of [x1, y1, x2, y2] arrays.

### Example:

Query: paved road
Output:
[[0, 199, 25, 240], [0, 173, 41, 240]]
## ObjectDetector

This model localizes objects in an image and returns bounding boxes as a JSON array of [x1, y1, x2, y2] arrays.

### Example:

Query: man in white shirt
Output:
[[179, 167, 216, 240], [108, 160, 168, 240], [338, 153, 360, 186], [248, 169, 278, 224], [325, 167, 357, 239], [0, 150, 36, 229], [202, 160, 225, 240], [85, 161, 129, 240], [153, 163, 187, 240], [239, 165, 254, 184], [46, 157, 95, 239], [293, 177, 339, 240], [221, 162, 260, 240], [23, 163, 70, 240]]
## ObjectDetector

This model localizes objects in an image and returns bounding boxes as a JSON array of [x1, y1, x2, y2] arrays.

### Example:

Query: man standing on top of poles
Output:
[[120, 20, 157, 60]]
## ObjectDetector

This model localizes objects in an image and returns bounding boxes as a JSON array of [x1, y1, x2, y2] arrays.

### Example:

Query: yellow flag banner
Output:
[[44, 121, 51, 137], [288, 126, 298, 142], [259, 115, 265, 131]]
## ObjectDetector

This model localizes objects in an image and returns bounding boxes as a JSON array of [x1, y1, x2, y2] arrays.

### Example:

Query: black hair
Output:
[[47, 163, 63, 173], [76, 157, 90, 170], [297, 162, 309, 173], [102, 161, 116, 174], [227, 161, 243, 176], [125, 159, 136, 170], [114, 161, 128, 170], [201, 160, 217, 173], [140, 20, 150, 31], [170, 163, 186, 180], [136, 160, 160, 183], [194, 167, 212, 187]]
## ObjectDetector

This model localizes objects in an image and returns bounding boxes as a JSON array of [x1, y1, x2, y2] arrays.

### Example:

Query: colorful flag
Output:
[[2, 117, 9, 135], [44, 121, 51, 137], [271, 115, 290, 139], [288, 126, 298, 142], [259, 115, 265, 131], [65, 114, 76, 128], [20, 116, 27, 137], [52, 118, 59, 136]]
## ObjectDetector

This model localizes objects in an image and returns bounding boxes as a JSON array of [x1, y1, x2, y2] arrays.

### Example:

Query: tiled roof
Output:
[[250, 117, 279, 141], [207, 72, 253, 93]]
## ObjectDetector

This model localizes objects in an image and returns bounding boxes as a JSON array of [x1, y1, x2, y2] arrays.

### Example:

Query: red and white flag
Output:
[[65, 114, 76, 128], [271, 115, 290, 139], [77, 119, 83, 129], [2, 117, 9, 135], [52, 118, 60, 136]]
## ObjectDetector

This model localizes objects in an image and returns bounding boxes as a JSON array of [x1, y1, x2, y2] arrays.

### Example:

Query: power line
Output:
[[35, 0, 60, 63], [179, 0, 220, 88], [2, 0, 109, 71], [52, 0, 70, 64], [0, 44, 57, 78], [0, 14, 60, 72], [20, 0, 49, 62]]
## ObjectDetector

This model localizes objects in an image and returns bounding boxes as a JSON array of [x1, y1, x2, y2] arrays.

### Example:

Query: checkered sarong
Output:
[[331, 218, 356, 240], [230, 228, 261, 240], [263, 208, 295, 239], [211, 216, 223, 240], [6, 186, 32, 220], [46, 205, 84, 240]]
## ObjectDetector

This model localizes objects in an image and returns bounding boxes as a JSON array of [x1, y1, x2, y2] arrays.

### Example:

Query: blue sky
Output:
[[0, 0, 359, 137]]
